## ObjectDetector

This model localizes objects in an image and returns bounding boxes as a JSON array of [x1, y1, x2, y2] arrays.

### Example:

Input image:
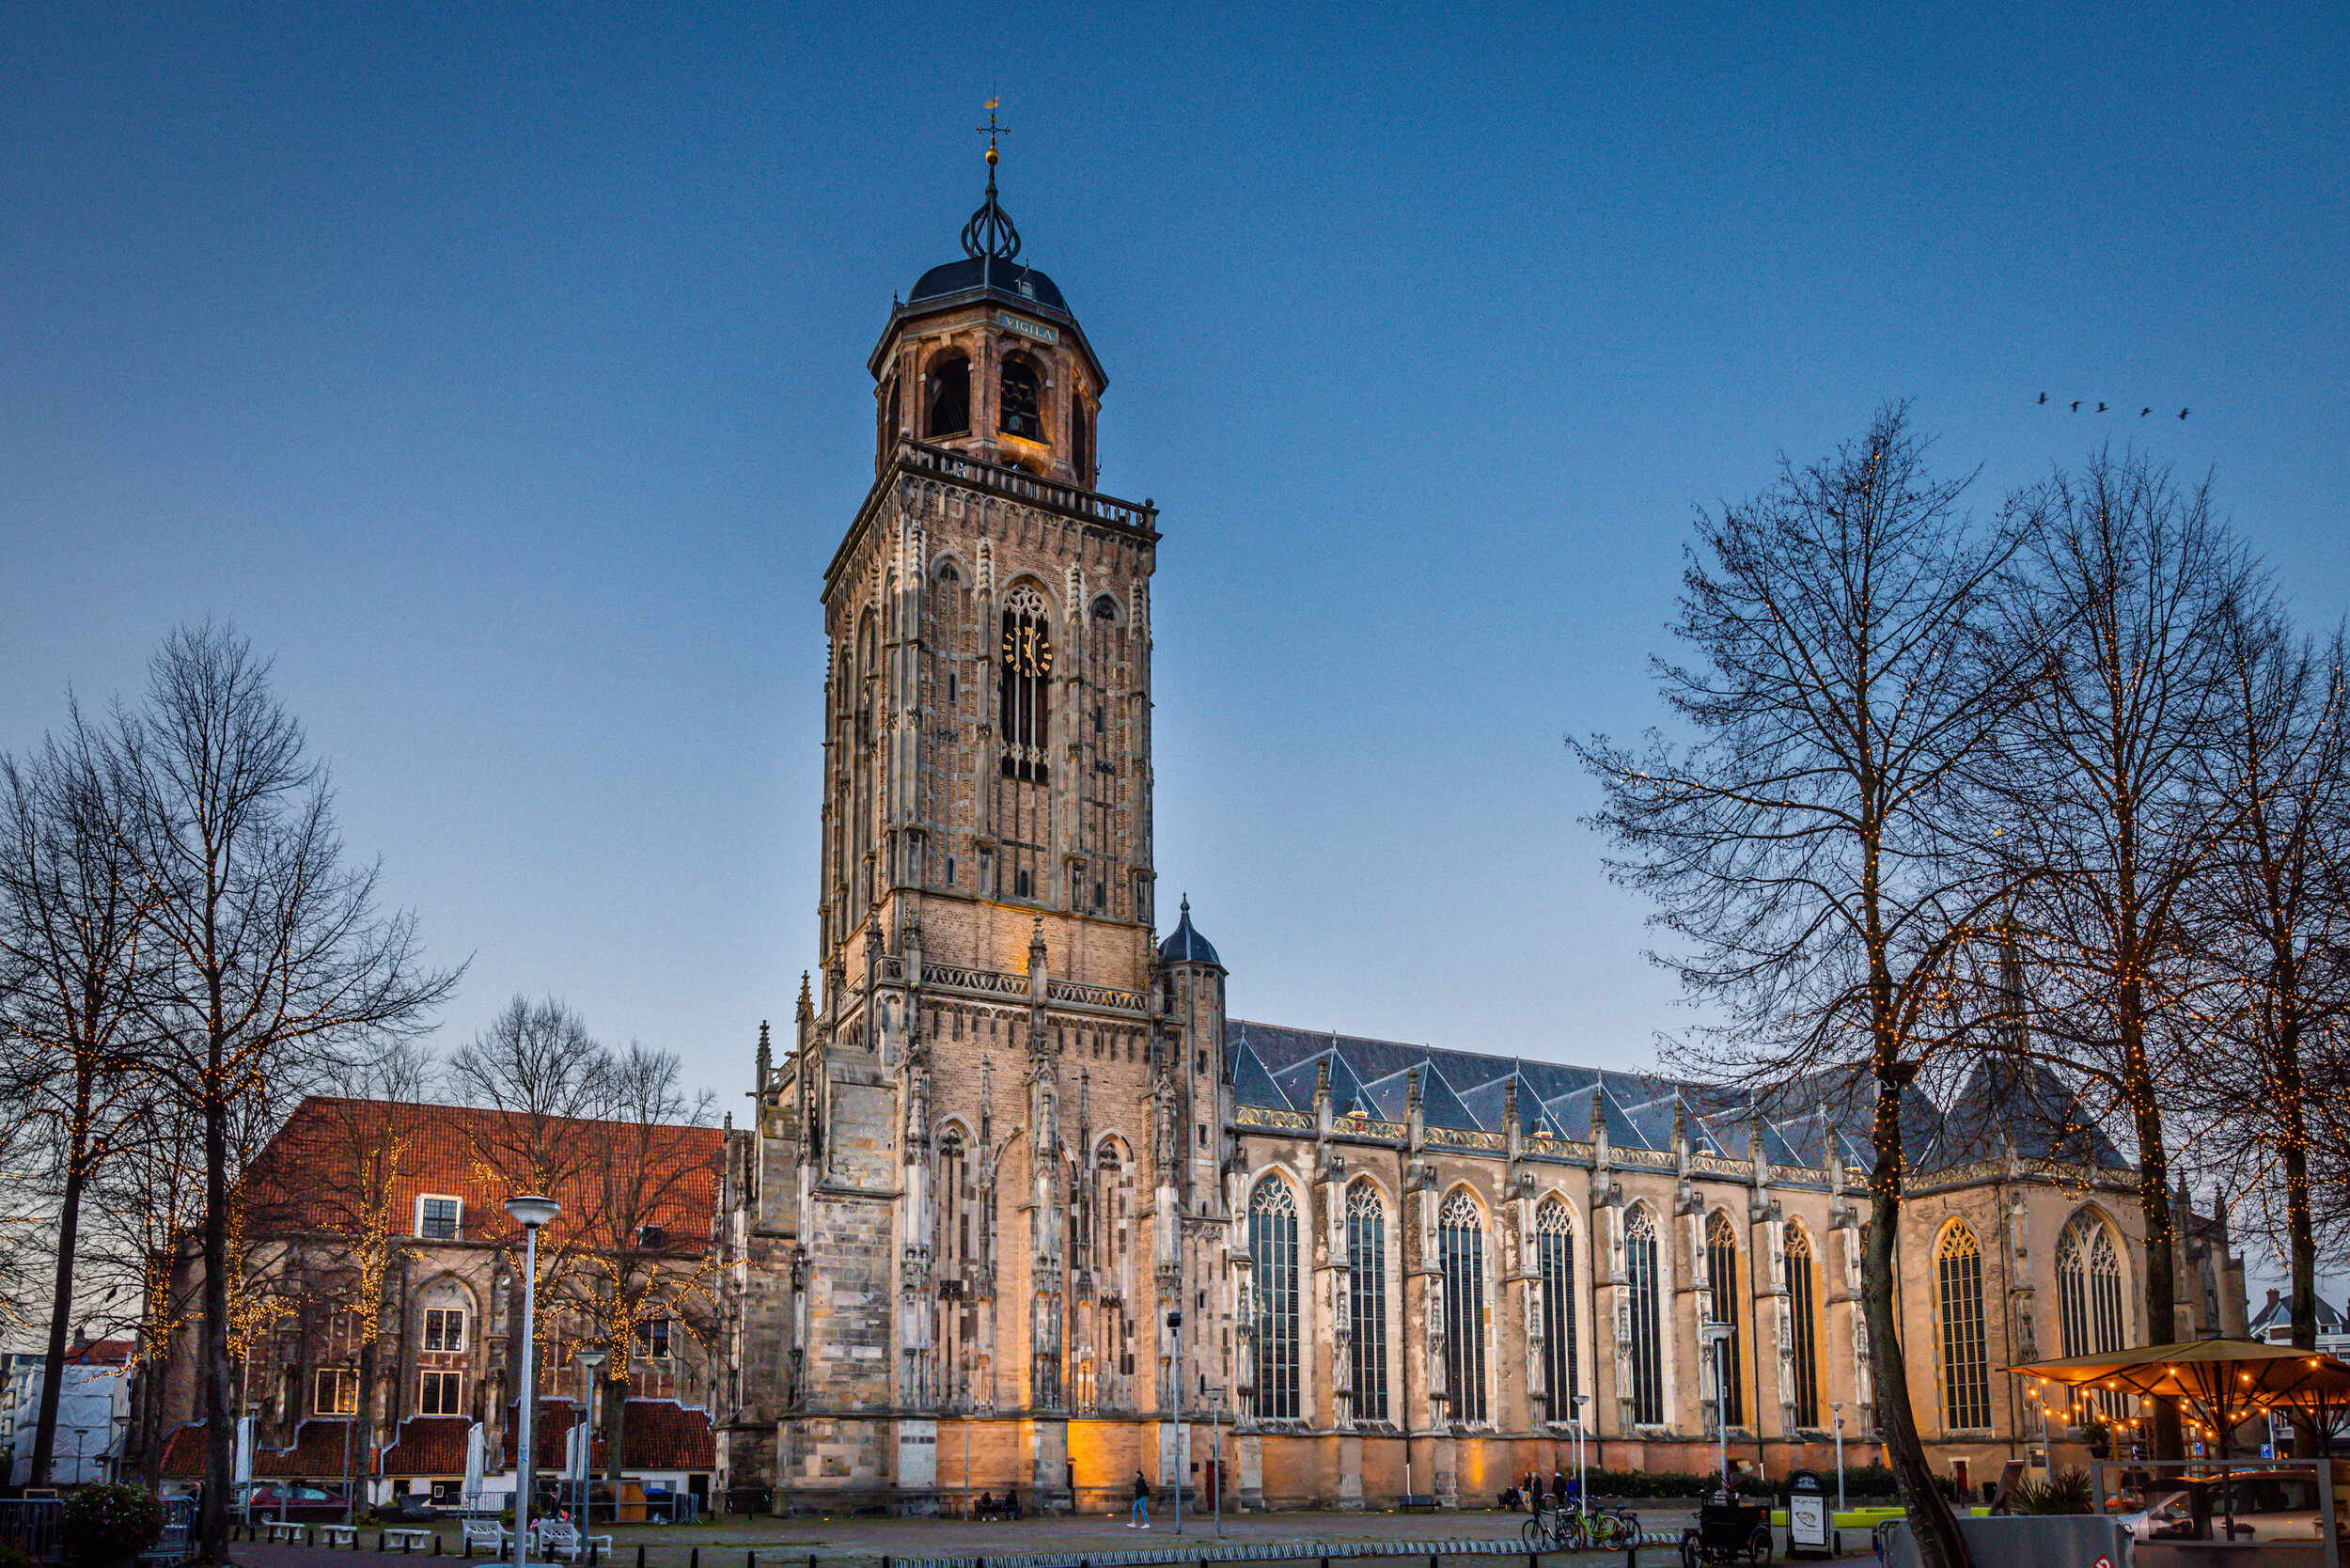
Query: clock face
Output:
[[1003, 621, 1053, 677]]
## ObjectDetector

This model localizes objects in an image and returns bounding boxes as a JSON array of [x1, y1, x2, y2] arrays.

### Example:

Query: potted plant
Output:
[[60, 1484, 166, 1568]]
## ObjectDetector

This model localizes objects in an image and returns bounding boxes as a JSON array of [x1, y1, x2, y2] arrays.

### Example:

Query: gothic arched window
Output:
[[1706, 1210, 1746, 1428], [1535, 1198, 1577, 1424], [1625, 1204, 1665, 1425], [1346, 1181, 1388, 1422], [1936, 1220, 1993, 1430], [1786, 1222, 1821, 1429], [998, 585, 1051, 783], [999, 354, 1043, 440], [927, 354, 970, 437], [1438, 1189, 1489, 1425], [1249, 1177, 1300, 1419], [1072, 393, 1089, 475], [2057, 1213, 2125, 1421]]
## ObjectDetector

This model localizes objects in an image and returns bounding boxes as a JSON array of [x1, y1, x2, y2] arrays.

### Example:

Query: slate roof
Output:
[[1224, 1020, 2095, 1177], [2249, 1293, 2348, 1338], [241, 1097, 724, 1250]]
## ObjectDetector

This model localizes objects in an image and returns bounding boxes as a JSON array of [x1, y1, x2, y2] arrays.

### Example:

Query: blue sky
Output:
[[4, 0, 2345, 1205]]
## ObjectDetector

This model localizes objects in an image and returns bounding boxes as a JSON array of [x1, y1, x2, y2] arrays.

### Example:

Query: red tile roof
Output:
[[66, 1339, 133, 1365], [380, 1416, 472, 1476], [157, 1419, 362, 1480], [499, 1399, 713, 1471], [242, 1097, 723, 1250]]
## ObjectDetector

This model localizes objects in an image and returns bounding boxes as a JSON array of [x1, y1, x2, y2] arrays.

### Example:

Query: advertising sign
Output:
[[1787, 1469, 1833, 1559]]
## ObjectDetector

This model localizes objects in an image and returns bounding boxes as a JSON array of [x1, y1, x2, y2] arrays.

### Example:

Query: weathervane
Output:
[[979, 98, 1010, 168], [962, 97, 1023, 261]]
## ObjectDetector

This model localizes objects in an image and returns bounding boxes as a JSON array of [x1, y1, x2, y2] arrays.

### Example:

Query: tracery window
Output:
[[1625, 1205, 1665, 1426], [1536, 1198, 1578, 1423], [1936, 1220, 1993, 1430], [1346, 1181, 1389, 1422], [927, 354, 969, 437], [1249, 1177, 1300, 1420], [1786, 1223, 1821, 1429], [1706, 1210, 1746, 1428], [999, 585, 1051, 783], [1438, 1189, 1489, 1425], [2057, 1213, 2126, 1421], [999, 354, 1043, 440]]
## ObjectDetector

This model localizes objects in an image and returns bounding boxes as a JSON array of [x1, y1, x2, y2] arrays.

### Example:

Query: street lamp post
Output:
[[505, 1195, 562, 1568], [575, 1348, 606, 1523], [1700, 1324, 1734, 1496], [340, 1362, 358, 1526], [1166, 1311, 1183, 1536], [1831, 1403, 1846, 1515], [960, 1376, 973, 1520], [1204, 1386, 1224, 1537], [1571, 1393, 1590, 1507]]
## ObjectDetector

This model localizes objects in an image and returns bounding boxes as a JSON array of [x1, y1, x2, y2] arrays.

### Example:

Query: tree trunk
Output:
[[28, 1086, 92, 1487], [602, 1373, 627, 1484], [200, 1085, 234, 1559], [1867, 1068, 1970, 1568], [2123, 1007, 2184, 1461]]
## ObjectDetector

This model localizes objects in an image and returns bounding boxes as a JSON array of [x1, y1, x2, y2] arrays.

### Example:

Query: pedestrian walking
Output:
[[1129, 1471, 1152, 1529]]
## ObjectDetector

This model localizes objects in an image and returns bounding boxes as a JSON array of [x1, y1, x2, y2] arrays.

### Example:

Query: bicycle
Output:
[[1522, 1497, 1637, 1552]]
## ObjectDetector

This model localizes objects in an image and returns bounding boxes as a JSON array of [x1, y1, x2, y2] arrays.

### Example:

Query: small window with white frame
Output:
[[415, 1195, 462, 1241], [418, 1371, 463, 1416], [423, 1308, 465, 1353], [313, 1366, 357, 1416]]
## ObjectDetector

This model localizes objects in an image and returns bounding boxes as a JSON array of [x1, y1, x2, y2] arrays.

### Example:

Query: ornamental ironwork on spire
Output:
[[962, 99, 1023, 261]]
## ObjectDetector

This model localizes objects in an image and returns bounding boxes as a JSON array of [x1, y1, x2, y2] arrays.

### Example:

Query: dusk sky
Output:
[[6, 0, 2345, 1215]]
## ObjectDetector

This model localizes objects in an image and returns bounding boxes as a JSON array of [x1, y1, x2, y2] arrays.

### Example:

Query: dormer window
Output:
[[999, 355, 1043, 441], [416, 1196, 462, 1241], [927, 355, 970, 437]]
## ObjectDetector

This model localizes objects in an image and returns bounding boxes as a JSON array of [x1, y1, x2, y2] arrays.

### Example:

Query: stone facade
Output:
[[715, 165, 2251, 1513]]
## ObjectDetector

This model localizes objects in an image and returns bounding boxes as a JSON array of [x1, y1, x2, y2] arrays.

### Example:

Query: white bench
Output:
[[320, 1525, 360, 1549], [462, 1519, 509, 1556], [384, 1529, 436, 1553], [533, 1522, 612, 1562], [262, 1522, 307, 1544]]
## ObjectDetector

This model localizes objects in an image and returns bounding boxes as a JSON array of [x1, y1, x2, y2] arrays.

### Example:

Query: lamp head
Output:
[[505, 1194, 561, 1230], [578, 1349, 607, 1371]]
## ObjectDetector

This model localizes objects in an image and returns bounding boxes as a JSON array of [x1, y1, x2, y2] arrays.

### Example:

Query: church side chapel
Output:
[[715, 122, 2249, 1513]]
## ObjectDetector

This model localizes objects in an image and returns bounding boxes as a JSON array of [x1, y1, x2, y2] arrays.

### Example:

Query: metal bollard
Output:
[[435, 1537, 445, 1557], [378, 1532, 388, 1552], [691, 1549, 699, 1568], [636, 1548, 646, 1568]]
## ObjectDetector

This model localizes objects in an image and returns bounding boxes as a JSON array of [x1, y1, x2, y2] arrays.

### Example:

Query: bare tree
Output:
[[1992, 452, 2250, 1460], [551, 1042, 718, 1482], [2181, 606, 2350, 1417], [109, 623, 456, 1555], [0, 711, 160, 1484], [1574, 404, 2042, 1568], [446, 996, 614, 1526]]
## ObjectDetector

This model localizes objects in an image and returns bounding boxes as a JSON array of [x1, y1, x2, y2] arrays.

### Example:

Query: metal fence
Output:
[[0, 1497, 65, 1562]]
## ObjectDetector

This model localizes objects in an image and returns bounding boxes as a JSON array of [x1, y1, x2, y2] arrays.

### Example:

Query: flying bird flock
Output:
[[2039, 392, 2187, 418]]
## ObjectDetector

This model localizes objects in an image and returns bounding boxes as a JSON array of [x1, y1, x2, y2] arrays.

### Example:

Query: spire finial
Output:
[[962, 99, 1023, 261]]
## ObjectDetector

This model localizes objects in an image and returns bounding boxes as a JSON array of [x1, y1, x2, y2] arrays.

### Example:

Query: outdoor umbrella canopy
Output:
[[2007, 1337, 2350, 1449]]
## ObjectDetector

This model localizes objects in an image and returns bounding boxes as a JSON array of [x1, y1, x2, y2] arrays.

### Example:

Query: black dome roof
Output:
[[1158, 898, 1223, 969], [906, 254, 1073, 320]]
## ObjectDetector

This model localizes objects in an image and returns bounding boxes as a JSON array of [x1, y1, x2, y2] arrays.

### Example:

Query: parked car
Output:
[[2120, 1473, 2348, 1543], [233, 1483, 353, 1522]]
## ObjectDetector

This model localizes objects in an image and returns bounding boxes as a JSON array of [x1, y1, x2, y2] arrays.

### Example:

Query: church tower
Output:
[[721, 118, 1228, 1513]]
